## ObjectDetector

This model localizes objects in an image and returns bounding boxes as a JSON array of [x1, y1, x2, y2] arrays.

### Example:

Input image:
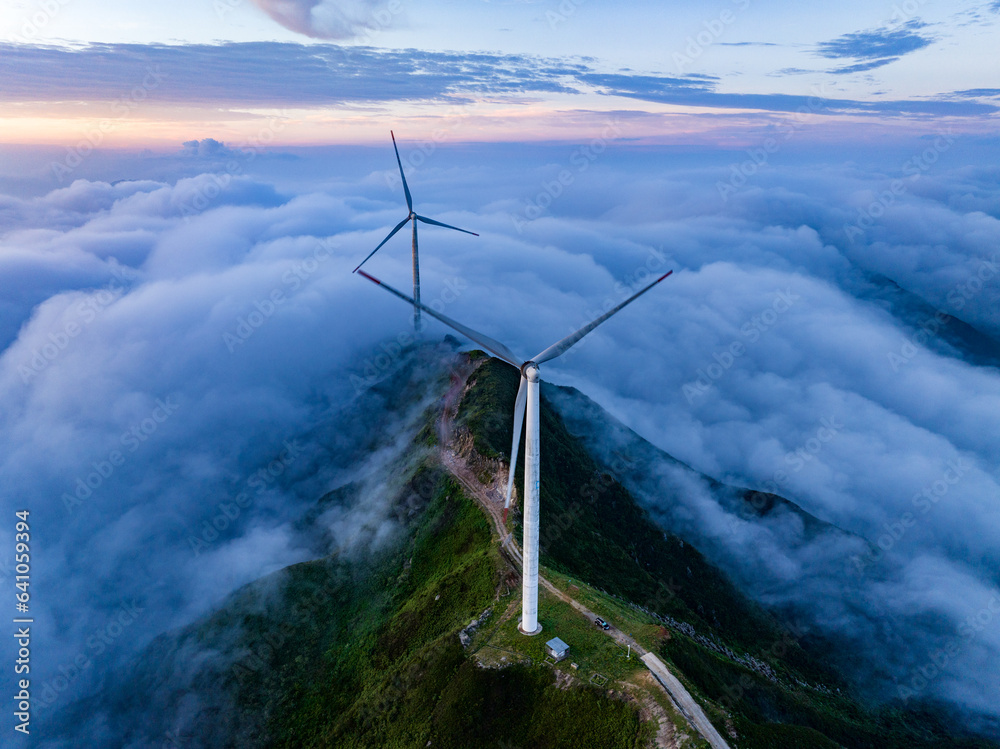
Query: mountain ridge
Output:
[[40, 343, 999, 749]]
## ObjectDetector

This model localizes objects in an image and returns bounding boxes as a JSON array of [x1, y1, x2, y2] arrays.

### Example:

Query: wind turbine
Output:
[[353, 132, 479, 331], [356, 267, 674, 635]]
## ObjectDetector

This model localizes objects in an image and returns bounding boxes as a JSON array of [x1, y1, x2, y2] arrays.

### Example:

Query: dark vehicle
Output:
[[594, 617, 610, 630]]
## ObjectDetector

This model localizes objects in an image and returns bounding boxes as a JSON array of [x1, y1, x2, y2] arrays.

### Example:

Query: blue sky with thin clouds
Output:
[[1, 0, 998, 145]]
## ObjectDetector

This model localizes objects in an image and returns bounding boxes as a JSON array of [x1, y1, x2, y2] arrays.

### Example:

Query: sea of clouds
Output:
[[0, 136, 997, 741]]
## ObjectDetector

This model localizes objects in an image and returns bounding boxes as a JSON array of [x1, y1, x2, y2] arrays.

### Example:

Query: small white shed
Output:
[[545, 637, 569, 662]]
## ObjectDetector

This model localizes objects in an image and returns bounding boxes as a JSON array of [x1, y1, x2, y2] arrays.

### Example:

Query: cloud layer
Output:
[[817, 19, 934, 73], [0, 41, 994, 117], [249, 0, 397, 40], [1, 139, 998, 741]]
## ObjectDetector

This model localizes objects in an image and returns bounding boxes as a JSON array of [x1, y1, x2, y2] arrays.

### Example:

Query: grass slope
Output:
[[94, 456, 649, 748]]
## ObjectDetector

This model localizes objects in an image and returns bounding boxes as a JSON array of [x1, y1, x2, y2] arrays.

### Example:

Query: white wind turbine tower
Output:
[[357, 267, 673, 635], [354, 132, 479, 331]]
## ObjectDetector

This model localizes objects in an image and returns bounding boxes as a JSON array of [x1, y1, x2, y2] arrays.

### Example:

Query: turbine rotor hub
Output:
[[521, 361, 539, 381]]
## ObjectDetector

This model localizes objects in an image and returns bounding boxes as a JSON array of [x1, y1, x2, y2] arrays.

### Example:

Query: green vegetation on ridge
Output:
[[66, 346, 996, 749], [456, 354, 998, 749], [457, 356, 802, 659], [93, 450, 650, 748]]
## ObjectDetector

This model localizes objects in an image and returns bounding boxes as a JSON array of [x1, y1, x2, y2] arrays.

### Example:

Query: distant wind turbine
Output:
[[356, 267, 673, 635], [353, 132, 479, 331]]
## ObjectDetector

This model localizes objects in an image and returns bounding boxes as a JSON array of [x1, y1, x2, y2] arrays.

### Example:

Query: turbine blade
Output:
[[532, 271, 674, 364], [415, 214, 479, 237], [352, 216, 411, 272], [391, 130, 413, 212], [356, 270, 520, 366], [503, 375, 528, 522]]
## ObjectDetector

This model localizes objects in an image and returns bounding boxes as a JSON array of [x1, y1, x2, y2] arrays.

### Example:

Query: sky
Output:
[[1, 0, 998, 146], [1, 1, 999, 746]]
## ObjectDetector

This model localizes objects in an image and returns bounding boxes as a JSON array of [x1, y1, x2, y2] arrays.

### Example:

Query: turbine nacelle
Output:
[[352, 131, 479, 330]]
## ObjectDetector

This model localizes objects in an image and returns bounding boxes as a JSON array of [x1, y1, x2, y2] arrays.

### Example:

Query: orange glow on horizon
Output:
[[0, 99, 988, 150]]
